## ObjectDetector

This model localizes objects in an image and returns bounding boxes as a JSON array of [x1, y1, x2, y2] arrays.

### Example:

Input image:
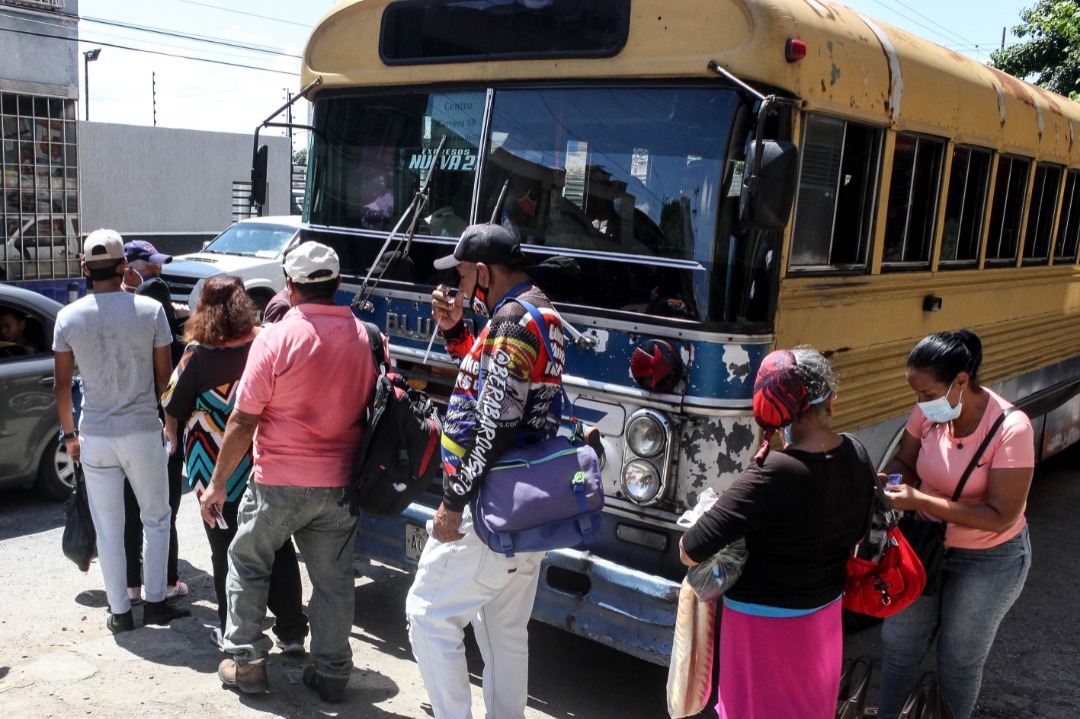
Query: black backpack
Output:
[[350, 322, 443, 516]]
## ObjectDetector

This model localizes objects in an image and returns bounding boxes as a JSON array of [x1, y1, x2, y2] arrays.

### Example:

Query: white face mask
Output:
[[918, 382, 963, 424]]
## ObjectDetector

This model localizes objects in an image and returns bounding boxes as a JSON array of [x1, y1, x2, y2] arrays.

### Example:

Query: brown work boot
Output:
[[218, 658, 269, 694]]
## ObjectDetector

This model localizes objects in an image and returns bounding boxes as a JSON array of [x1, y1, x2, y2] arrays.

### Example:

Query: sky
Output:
[[71, 0, 1038, 151]]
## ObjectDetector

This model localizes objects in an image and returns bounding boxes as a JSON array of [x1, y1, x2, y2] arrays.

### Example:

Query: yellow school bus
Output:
[[284, 0, 1080, 662]]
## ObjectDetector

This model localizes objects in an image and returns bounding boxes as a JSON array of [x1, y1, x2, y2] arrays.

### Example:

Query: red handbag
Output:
[[843, 525, 926, 618]]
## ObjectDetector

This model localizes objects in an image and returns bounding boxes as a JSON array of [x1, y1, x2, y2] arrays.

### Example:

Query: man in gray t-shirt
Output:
[[53, 229, 191, 633]]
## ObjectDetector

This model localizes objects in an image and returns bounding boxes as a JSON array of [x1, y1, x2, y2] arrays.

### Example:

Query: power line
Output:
[[175, 0, 312, 29], [884, 0, 980, 51], [1, 26, 300, 76], [864, 0, 982, 53], [80, 16, 302, 59]]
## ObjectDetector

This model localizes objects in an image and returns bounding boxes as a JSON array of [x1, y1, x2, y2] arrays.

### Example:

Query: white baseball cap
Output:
[[83, 229, 125, 262], [283, 241, 340, 283]]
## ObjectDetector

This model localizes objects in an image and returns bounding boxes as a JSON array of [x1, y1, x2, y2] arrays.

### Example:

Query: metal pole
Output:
[[83, 53, 89, 121]]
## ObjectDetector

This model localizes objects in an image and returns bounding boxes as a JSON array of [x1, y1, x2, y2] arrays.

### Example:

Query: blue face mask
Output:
[[918, 382, 963, 424], [783, 391, 831, 446]]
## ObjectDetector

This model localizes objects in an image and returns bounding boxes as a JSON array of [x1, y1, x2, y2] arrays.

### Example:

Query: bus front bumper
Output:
[[356, 503, 681, 666]]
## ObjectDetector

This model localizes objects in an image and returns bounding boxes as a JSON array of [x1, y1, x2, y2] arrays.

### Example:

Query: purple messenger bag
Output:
[[473, 433, 604, 557]]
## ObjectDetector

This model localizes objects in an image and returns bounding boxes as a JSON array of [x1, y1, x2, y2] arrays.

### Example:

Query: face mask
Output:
[[469, 269, 491, 319], [782, 391, 831, 446], [918, 382, 963, 424]]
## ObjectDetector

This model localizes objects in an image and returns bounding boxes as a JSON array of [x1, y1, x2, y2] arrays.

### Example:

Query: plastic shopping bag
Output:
[[61, 464, 97, 572], [678, 488, 748, 603]]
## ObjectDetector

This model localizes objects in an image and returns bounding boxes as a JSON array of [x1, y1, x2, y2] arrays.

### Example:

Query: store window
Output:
[[790, 114, 882, 271], [0, 93, 80, 282]]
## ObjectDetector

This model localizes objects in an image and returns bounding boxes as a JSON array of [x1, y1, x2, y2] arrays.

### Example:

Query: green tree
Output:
[[292, 148, 308, 166], [990, 1, 1080, 100]]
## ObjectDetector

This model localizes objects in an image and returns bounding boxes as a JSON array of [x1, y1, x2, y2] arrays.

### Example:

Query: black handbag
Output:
[[896, 671, 957, 719], [61, 463, 97, 573], [897, 407, 1015, 597], [835, 655, 873, 719]]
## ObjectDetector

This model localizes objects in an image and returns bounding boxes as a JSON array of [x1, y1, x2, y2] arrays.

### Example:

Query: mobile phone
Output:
[[887, 473, 903, 486], [211, 508, 228, 530]]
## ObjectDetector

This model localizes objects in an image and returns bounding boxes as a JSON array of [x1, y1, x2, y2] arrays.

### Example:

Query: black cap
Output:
[[433, 223, 525, 270]]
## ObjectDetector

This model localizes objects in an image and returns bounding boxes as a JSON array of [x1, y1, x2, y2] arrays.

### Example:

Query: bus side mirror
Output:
[[739, 139, 798, 232], [251, 144, 269, 207]]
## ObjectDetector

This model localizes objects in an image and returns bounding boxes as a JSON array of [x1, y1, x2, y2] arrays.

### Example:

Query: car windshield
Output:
[[204, 223, 297, 257]]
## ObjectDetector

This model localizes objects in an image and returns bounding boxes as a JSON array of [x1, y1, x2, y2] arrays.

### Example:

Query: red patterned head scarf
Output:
[[752, 349, 809, 464]]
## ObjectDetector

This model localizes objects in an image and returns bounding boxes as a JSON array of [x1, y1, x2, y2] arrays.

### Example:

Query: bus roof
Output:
[[303, 0, 1080, 160]]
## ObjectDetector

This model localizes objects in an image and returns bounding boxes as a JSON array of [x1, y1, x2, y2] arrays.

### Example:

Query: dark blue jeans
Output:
[[878, 524, 1031, 719]]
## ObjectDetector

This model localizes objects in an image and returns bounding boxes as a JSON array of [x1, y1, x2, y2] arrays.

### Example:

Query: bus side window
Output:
[[1022, 162, 1062, 266], [939, 145, 992, 267], [986, 155, 1031, 265], [1055, 170, 1080, 264], [789, 114, 881, 271], [882, 132, 945, 270]]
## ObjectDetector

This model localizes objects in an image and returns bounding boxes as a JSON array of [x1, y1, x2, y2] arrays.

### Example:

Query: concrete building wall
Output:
[[78, 122, 291, 243], [0, 1, 79, 97]]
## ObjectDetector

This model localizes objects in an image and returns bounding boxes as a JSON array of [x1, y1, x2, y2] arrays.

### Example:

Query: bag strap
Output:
[[950, 406, 1016, 502], [842, 432, 885, 541], [505, 296, 573, 419], [361, 320, 387, 376]]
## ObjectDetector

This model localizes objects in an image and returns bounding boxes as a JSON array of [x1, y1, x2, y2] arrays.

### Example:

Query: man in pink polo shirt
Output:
[[200, 241, 383, 703]]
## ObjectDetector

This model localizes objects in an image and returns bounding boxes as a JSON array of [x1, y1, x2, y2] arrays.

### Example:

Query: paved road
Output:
[[1, 446, 1077, 718]]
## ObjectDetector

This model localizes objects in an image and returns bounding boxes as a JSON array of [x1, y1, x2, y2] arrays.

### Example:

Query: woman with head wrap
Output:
[[679, 347, 876, 719]]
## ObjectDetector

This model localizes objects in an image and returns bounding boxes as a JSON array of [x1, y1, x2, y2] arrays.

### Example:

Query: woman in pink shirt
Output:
[[876, 329, 1034, 719]]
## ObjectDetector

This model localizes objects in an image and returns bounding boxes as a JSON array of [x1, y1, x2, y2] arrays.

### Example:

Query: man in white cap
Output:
[[201, 241, 385, 703], [52, 229, 192, 633]]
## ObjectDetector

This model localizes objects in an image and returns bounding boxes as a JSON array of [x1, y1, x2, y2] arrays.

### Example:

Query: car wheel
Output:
[[247, 290, 273, 321], [36, 436, 76, 501]]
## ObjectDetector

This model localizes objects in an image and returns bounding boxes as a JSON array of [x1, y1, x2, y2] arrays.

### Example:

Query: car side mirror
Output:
[[739, 139, 798, 232]]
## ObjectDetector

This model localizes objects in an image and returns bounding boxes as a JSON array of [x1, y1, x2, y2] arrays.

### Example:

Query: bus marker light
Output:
[[923, 295, 943, 312], [785, 38, 807, 63]]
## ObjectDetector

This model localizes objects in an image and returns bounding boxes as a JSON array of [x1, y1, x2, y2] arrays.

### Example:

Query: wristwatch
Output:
[[62, 430, 79, 440]]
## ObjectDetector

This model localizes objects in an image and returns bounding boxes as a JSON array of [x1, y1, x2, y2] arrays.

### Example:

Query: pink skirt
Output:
[[716, 599, 843, 719]]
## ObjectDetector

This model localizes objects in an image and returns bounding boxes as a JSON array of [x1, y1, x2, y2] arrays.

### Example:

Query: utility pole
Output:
[[285, 89, 293, 142], [152, 72, 157, 127]]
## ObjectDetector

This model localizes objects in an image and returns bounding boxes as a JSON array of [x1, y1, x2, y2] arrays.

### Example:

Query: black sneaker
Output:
[[107, 610, 135, 634], [143, 599, 192, 626], [302, 665, 347, 703]]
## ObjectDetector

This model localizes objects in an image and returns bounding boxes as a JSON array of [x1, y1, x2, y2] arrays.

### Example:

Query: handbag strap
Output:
[[842, 432, 885, 541], [949, 406, 1016, 502]]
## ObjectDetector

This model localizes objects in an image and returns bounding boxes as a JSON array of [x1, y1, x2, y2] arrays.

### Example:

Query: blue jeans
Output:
[[225, 482, 356, 682], [878, 524, 1031, 719]]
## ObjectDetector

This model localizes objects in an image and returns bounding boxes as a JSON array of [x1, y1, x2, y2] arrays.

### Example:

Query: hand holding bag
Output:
[[843, 436, 926, 618], [61, 463, 97, 573], [897, 408, 1015, 597], [685, 538, 748, 603]]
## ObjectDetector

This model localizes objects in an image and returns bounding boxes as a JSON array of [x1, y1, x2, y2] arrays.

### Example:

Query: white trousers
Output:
[[406, 512, 543, 719], [80, 430, 171, 612]]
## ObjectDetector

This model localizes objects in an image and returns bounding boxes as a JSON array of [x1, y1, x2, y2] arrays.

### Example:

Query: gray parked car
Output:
[[0, 284, 73, 499]]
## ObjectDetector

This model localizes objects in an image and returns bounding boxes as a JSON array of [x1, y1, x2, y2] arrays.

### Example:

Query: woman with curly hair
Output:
[[162, 275, 308, 652]]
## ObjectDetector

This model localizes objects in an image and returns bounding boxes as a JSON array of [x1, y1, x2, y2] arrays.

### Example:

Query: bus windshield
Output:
[[309, 85, 768, 327]]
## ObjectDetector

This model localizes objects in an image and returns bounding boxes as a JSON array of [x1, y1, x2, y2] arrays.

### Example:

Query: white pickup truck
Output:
[[0, 214, 80, 281], [159, 215, 302, 315]]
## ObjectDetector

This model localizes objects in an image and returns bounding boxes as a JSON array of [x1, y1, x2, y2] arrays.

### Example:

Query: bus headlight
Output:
[[621, 459, 661, 503], [626, 413, 666, 458]]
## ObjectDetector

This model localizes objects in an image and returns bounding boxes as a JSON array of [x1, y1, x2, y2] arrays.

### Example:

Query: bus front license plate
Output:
[[405, 523, 429, 561]]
